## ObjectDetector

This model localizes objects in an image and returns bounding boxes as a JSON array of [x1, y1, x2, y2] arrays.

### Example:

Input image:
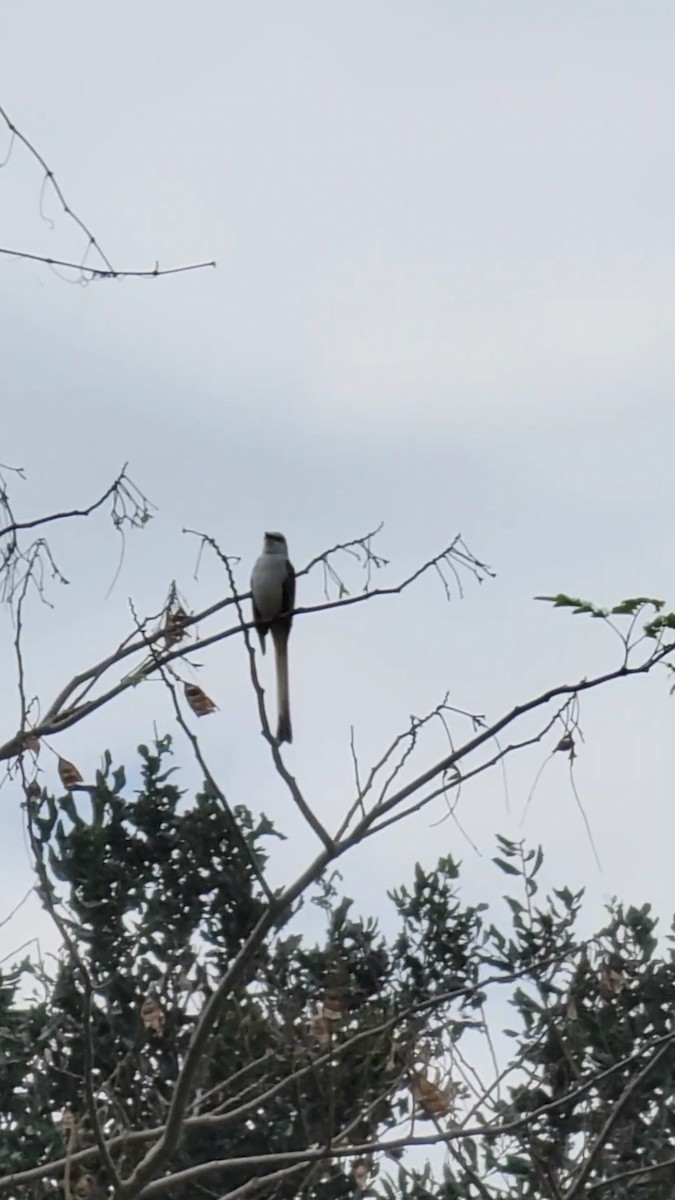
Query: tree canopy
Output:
[[2, 738, 675, 1200]]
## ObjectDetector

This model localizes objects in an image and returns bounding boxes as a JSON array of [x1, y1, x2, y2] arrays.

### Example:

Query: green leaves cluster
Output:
[[537, 593, 675, 641], [2, 741, 675, 1199]]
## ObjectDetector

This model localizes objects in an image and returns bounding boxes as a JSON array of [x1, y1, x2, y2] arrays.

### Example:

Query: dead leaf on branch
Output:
[[411, 1070, 452, 1119], [184, 682, 217, 717], [57, 756, 83, 789], [140, 994, 166, 1034]]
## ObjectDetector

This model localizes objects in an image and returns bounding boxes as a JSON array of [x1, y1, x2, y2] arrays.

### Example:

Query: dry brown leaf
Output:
[[140, 995, 166, 1034], [23, 733, 40, 756], [184, 683, 217, 717], [412, 1070, 451, 1118], [58, 756, 83, 789]]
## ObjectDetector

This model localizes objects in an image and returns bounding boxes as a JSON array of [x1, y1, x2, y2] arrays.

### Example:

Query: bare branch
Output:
[[586, 1152, 675, 1194], [81, 982, 123, 1191], [0, 103, 214, 281], [363, 704, 567, 840], [0, 246, 216, 279], [345, 648, 675, 847], [0, 463, 153, 613], [0, 529, 489, 762], [0, 464, 150, 542]]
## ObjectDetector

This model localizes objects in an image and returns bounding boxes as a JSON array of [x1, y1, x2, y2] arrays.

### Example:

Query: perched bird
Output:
[[250, 531, 296, 744]]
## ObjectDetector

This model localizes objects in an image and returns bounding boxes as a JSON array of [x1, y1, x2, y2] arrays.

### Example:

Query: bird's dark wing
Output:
[[251, 593, 268, 654], [279, 559, 296, 633]]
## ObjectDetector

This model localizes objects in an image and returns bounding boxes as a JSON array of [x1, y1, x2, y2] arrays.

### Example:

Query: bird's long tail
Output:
[[273, 629, 292, 744]]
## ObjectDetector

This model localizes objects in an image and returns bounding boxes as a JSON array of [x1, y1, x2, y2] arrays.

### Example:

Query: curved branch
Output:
[[347, 648, 675, 843], [0, 464, 129, 541], [0, 103, 214, 281]]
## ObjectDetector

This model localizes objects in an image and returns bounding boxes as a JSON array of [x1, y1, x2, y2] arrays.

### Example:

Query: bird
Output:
[[250, 531, 296, 744]]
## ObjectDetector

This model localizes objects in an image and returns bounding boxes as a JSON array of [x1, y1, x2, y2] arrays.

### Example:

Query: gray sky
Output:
[[1, 1, 674, 969]]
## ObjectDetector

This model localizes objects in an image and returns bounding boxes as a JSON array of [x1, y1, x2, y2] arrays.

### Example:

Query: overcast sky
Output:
[[1, 1, 674, 974]]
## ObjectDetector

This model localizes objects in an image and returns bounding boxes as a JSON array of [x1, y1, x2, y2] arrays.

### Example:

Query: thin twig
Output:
[[81, 982, 122, 1190], [0, 247, 216, 278], [0, 103, 214, 280], [0, 531, 487, 762], [0, 464, 134, 540]]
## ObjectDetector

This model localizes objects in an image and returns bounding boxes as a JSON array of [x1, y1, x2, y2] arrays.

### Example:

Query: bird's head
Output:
[[263, 531, 288, 556]]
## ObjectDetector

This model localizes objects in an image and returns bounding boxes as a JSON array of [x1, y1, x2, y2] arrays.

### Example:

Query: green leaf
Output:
[[535, 593, 608, 618], [611, 596, 664, 615], [503, 1154, 534, 1176], [47, 846, 68, 883], [58, 791, 80, 824], [535, 593, 581, 607], [492, 857, 521, 876]]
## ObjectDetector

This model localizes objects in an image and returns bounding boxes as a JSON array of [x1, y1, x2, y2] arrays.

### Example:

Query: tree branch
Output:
[[563, 1036, 675, 1199], [0, 246, 216, 278], [0, 103, 214, 281], [0, 532, 482, 762], [345, 648, 675, 846], [0, 463, 135, 541]]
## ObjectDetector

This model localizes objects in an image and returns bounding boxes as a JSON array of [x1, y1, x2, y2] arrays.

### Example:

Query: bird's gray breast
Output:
[[251, 555, 286, 620]]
